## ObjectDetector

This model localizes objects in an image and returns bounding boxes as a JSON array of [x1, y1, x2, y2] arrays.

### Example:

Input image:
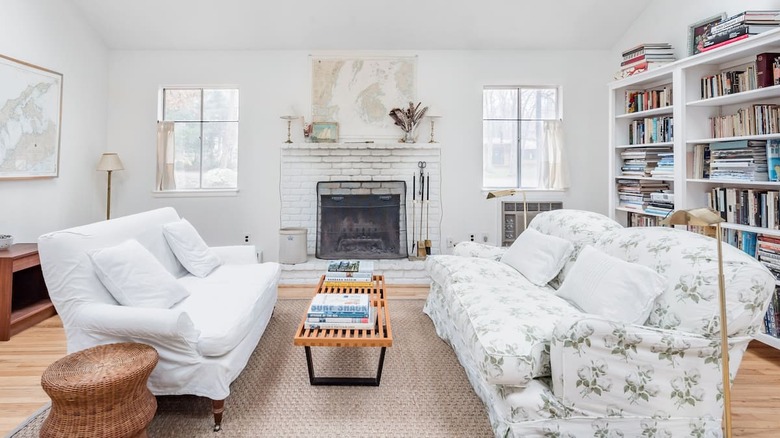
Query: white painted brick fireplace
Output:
[[279, 142, 441, 284]]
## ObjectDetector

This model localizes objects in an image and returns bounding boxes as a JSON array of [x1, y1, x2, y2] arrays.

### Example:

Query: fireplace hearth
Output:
[[316, 181, 407, 259]]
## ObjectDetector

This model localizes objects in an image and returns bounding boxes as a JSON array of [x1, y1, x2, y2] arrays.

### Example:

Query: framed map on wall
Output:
[[0, 54, 63, 179], [311, 56, 416, 140]]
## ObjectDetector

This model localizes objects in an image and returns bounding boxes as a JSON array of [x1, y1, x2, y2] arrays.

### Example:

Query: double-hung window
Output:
[[160, 88, 239, 190], [482, 86, 562, 189]]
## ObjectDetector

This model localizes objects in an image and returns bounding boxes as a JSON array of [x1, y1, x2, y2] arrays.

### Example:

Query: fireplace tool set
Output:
[[410, 161, 431, 260]]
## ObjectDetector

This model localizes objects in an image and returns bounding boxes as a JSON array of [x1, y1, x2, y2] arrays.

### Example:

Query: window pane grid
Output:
[[162, 87, 239, 190]]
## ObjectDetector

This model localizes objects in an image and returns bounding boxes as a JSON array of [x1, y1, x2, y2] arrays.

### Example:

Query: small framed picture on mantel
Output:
[[311, 122, 339, 143]]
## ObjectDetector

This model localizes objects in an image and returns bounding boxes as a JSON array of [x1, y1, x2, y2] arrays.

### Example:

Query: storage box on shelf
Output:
[[610, 28, 780, 348]]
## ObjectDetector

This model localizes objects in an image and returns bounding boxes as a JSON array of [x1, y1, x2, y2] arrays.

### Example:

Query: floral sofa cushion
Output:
[[528, 209, 623, 288], [594, 227, 774, 336], [426, 255, 580, 386]]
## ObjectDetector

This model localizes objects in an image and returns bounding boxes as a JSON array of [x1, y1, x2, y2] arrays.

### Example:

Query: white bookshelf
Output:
[[608, 30, 780, 349]]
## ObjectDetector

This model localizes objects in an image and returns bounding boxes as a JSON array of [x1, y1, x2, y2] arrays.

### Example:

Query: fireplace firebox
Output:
[[316, 181, 407, 259]]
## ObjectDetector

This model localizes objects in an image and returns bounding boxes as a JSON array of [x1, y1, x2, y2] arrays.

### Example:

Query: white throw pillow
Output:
[[90, 239, 190, 308], [555, 245, 665, 324], [162, 218, 221, 278], [500, 227, 574, 286]]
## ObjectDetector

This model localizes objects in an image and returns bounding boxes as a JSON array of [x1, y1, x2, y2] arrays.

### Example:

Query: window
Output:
[[160, 88, 239, 190], [483, 86, 561, 189]]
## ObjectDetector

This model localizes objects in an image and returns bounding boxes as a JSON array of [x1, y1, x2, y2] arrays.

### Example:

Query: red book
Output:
[[700, 34, 750, 53], [757, 52, 780, 88]]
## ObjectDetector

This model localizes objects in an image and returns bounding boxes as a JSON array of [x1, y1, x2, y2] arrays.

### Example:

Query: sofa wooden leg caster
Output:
[[212, 399, 225, 432]]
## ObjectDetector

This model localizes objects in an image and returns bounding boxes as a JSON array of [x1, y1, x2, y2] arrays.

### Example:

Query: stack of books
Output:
[[305, 293, 377, 330], [617, 179, 670, 213], [620, 147, 672, 177], [702, 11, 780, 53], [323, 260, 374, 287], [616, 43, 675, 79], [650, 150, 675, 178], [709, 140, 769, 181], [645, 192, 675, 217]]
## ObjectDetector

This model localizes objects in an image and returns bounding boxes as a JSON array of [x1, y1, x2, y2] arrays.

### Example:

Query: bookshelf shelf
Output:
[[721, 222, 780, 237], [615, 141, 674, 149], [609, 30, 780, 351], [686, 178, 780, 187], [687, 133, 780, 144], [615, 176, 673, 181], [614, 106, 674, 119], [615, 207, 668, 218], [687, 84, 780, 107]]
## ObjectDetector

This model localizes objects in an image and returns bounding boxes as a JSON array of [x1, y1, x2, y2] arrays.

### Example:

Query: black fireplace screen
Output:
[[316, 181, 407, 259]]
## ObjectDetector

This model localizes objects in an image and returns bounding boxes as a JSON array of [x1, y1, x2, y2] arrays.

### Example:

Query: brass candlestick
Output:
[[281, 116, 299, 143]]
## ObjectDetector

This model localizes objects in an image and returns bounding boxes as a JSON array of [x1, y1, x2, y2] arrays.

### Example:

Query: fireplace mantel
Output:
[[282, 142, 441, 150]]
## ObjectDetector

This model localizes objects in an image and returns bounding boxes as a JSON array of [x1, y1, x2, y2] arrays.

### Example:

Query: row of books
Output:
[[707, 187, 780, 229], [691, 144, 711, 179], [624, 87, 672, 113], [628, 116, 674, 145], [693, 139, 780, 182], [324, 260, 374, 287], [305, 293, 377, 329], [709, 104, 780, 138], [764, 286, 780, 338], [616, 43, 675, 79], [701, 52, 780, 100], [626, 212, 664, 227], [701, 11, 780, 53]]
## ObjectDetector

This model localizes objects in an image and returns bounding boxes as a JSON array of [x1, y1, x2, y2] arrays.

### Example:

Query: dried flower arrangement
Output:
[[389, 101, 428, 142]]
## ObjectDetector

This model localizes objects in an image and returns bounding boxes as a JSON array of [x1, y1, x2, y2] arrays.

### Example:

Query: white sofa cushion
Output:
[[90, 239, 190, 308], [163, 219, 221, 278], [501, 228, 573, 286], [175, 262, 280, 357], [555, 245, 665, 324]]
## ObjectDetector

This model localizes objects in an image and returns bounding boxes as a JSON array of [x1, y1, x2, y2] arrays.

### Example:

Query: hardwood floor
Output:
[[1, 285, 779, 436]]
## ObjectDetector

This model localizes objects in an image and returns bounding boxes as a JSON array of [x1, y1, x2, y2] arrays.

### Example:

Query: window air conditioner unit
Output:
[[501, 201, 564, 247]]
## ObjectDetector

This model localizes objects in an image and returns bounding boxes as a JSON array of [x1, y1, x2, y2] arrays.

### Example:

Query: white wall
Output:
[[610, 0, 780, 62], [0, 0, 108, 242], [107, 49, 611, 260]]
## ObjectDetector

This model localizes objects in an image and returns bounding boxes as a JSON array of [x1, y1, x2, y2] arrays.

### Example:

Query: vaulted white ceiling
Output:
[[69, 0, 652, 50]]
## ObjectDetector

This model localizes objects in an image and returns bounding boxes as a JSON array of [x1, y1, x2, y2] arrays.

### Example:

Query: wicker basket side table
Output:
[[40, 342, 159, 438]]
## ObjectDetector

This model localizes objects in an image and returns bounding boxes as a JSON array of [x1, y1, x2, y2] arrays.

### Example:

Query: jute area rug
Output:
[[11, 299, 493, 437]]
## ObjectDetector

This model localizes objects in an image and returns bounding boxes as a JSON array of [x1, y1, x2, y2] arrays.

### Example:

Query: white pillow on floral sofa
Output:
[[555, 245, 665, 324], [501, 227, 574, 286]]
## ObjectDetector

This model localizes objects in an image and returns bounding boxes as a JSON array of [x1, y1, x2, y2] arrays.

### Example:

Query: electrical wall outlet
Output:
[[446, 237, 454, 248], [244, 234, 251, 243], [470, 234, 475, 242], [481, 233, 488, 243]]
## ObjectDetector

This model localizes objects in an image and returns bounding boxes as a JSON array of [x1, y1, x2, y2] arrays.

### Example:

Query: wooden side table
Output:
[[0, 243, 56, 341]]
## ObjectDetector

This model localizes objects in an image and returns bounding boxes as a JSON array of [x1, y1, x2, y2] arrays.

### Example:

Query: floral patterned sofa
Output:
[[424, 209, 774, 437]]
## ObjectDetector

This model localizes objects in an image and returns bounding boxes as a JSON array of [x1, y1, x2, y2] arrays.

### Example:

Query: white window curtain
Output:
[[156, 121, 176, 191], [538, 119, 569, 190]]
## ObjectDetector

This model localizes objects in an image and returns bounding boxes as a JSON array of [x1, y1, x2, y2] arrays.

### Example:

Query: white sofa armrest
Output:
[[550, 314, 749, 419], [452, 241, 507, 261], [212, 245, 258, 264], [73, 303, 201, 353]]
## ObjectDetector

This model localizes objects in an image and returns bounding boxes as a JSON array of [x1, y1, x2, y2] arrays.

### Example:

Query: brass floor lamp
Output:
[[97, 153, 124, 220], [660, 207, 731, 438]]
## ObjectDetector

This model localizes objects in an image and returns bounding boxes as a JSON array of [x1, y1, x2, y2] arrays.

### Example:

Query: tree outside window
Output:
[[162, 88, 239, 189], [483, 86, 560, 189]]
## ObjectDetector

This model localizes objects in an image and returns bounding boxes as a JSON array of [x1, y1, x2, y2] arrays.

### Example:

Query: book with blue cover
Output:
[[766, 138, 780, 181], [307, 293, 370, 317]]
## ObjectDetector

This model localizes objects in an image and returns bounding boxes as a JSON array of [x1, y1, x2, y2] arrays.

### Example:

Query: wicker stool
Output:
[[40, 343, 159, 438]]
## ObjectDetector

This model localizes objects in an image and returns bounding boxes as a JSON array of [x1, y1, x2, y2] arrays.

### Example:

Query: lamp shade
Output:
[[486, 189, 520, 199], [97, 153, 124, 172], [659, 207, 724, 226]]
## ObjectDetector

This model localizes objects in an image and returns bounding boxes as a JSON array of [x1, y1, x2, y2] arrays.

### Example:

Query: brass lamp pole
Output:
[[96, 153, 125, 220], [660, 207, 731, 438]]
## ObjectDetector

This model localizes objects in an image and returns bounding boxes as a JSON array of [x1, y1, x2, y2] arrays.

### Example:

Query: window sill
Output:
[[481, 188, 567, 193], [152, 189, 239, 198]]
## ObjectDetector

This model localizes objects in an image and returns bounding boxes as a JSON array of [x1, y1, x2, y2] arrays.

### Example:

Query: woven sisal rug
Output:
[[10, 299, 493, 437]]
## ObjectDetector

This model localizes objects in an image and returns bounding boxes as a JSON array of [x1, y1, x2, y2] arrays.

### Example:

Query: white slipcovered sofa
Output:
[[38, 207, 280, 430], [425, 209, 774, 437]]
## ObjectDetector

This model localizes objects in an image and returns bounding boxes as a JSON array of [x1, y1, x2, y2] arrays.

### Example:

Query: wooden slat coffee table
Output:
[[293, 274, 393, 386]]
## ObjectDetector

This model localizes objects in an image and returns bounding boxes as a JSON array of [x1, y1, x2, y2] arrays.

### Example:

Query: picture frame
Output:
[[688, 12, 727, 56], [311, 122, 339, 143], [0, 54, 63, 179]]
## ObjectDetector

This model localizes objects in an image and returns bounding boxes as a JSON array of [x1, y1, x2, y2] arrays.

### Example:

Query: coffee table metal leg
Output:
[[304, 346, 387, 386]]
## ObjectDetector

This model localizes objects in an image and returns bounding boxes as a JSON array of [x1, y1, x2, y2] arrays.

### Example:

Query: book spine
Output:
[[306, 316, 370, 323], [700, 34, 750, 53], [307, 311, 370, 318], [324, 272, 373, 279], [757, 52, 780, 88], [304, 322, 376, 330]]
